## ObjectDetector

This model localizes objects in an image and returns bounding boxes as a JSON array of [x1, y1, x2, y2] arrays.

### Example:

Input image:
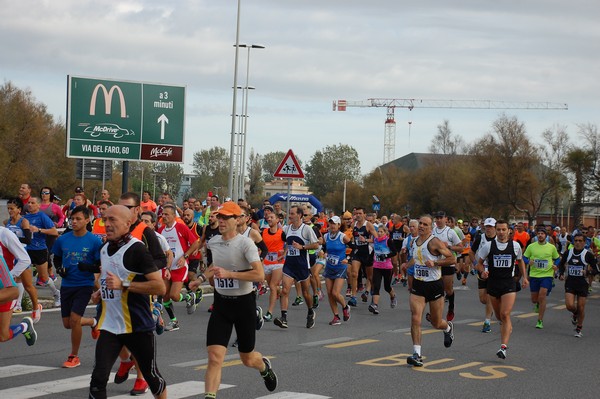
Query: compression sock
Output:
[[16, 282, 24, 306], [10, 321, 27, 336], [447, 293, 455, 311], [163, 300, 176, 320]]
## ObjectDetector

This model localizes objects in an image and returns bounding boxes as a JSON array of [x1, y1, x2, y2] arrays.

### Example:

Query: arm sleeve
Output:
[[20, 228, 32, 245], [256, 239, 268, 260], [387, 238, 398, 258], [142, 227, 168, 269], [3, 230, 31, 277], [558, 251, 569, 274]]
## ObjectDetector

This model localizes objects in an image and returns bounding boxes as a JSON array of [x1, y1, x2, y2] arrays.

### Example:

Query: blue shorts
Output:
[[529, 277, 553, 294], [323, 266, 347, 280], [407, 265, 415, 277], [283, 263, 311, 282]]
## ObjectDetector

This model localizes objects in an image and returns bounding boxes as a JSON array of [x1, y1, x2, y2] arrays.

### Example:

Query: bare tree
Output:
[[542, 124, 571, 223], [428, 120, 465, 155]]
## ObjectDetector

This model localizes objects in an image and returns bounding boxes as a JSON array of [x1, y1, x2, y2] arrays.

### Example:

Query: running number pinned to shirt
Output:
[[534, 259, 548, 269], [215, 278, 240, 290]]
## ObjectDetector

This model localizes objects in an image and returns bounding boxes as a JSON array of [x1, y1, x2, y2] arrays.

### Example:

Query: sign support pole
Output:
[[286, 178, 291, 223], [122, 161, 129, 194]]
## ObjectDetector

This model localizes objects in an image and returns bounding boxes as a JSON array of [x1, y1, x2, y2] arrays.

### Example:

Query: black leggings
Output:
[[89, 331, 166, 399], [372, 268, 393, 296]]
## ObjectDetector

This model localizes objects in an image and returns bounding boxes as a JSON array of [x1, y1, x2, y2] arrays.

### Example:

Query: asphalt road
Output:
[[1, 277, 599, 398]]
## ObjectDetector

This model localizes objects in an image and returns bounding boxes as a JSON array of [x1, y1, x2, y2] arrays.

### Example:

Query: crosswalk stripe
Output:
[[0, 373, 113, 398], [0, 365, 56, 379], [256, 392, 331, 399], [109, 381, 234, 398]]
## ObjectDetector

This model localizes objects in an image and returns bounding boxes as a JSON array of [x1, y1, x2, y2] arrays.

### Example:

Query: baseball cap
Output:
[[457, 219, 463, 224], [536, 225, 547, 233], [484, 218, 496, 227], [343, 211, 353, 219], [74, 186, 83, 193], [329, 216, 341, 224], [263, 205, 274, 212], [215, 202, 242, 217], [434, 211, 446, 218]]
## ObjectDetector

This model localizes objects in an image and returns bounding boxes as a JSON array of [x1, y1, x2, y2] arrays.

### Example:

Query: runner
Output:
[[558, 233, 598, 337], [406, 215, 455, 367], [273, 205, 319, 329], [261, 213, 285, 322], [322, 216, 351, 325], [476, 220, 528, 359], [349, 207, 377, 307], [52, 205, 103, 368], [400, 219, 419, 291], [523, 225, 560, 329], [469, 218, 497, 333], [89, 205, 167, 399], [369, 224, 397, 315], [188, 201, 277, 398], [432, 211, 463, 321], [0, 254, 37, 347]]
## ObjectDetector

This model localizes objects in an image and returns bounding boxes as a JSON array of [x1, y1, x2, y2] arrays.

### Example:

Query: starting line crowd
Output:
[[1, 183, 599, 398]]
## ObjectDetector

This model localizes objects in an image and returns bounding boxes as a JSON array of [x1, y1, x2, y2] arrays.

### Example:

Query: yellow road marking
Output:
[[516, 312, 538, 318], [467, 321, 498, 326], [326, 339, 379, 348], [404, 329, 440, 336], [553, 304, 566, 310]]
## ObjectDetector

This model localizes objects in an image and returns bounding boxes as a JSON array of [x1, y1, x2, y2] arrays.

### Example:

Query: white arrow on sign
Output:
[[157, 114, 169, 140]]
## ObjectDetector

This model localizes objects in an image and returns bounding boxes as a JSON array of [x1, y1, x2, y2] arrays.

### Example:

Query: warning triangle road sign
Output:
[[273, 149, 304, 178]]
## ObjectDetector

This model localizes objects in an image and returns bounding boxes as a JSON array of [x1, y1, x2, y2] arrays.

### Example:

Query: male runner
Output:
[[349, 207, 378, 306]]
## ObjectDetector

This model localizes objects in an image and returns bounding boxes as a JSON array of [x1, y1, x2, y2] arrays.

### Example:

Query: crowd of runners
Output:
[[1, 183, 599, 398]]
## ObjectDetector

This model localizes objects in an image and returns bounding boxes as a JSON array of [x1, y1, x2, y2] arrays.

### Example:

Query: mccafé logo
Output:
[[150, 147, 173, 158], [90, 84, 127, 117]]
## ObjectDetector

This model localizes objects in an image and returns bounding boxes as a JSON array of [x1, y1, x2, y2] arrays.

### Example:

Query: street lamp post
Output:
[[227, 0, 242, 200]]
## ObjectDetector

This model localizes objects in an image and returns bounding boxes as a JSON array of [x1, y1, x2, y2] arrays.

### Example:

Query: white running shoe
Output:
[[32, 304, 43, 324], [53, 292, 61, 307]]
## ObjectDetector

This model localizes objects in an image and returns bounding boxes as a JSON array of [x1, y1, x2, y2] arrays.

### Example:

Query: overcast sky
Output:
[[3, 0, 598, 176]]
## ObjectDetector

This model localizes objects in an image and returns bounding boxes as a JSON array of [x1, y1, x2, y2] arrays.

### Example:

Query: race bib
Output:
[[568, 266, 584, 277], [215, 278, 240, 290], [392, 232, 402, 240], [534, 259, 548, 269], [493, 254, 512, 268], [376, 254, 387, 262], [415, 266, 430, 279], [100, 278, 121, 301], [287, 247, 300, 257], [327, 254, 340, 266], [266, 252, 278, 262]]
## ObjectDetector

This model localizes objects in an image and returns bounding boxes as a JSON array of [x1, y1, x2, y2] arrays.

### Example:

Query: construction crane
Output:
[[332, 98, 569, 164]]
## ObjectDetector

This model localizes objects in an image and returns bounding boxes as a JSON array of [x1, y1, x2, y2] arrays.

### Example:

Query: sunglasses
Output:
[[217, 214, 236, 220], [123, 204, 138, 209], [41, 191, 50, 195]]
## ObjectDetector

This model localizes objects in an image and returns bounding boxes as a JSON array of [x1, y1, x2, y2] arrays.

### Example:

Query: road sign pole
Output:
[[286, 178, 291, 224], [81, 159, 85, 188], [122, 161, 129, 195]]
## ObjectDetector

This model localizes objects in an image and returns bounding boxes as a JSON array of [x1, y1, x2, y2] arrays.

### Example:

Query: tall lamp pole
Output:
[[227, 0, 242, 200]]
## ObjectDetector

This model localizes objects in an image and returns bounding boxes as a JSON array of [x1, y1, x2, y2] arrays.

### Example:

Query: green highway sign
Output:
[[66, 76, 186, 163]]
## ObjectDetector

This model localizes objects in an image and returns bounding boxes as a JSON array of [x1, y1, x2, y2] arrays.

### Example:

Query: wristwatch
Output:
[[122, 279, 131, 289], [184, 254, 190, 259]]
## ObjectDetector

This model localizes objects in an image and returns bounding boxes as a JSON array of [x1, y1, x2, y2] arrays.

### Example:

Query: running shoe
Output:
[[208, 304, 214, 313], [496, 345, 507, 359], [22, 317, 37, 346], [273, 317, 288, 329], [534, 302, 539, 313], [256, 306, 264, 331], [114, 360, 135, 384], [345, 287, 351, 297], [535, 319, 544, 329], [13, 305, 22, 314], [329, 315, 342, 326], [165, 320, 180, 332], [574, 328, 582, 338], [461, 277, 467, 286], [31, 304, 42, 324], [260, 357, 278, 392], [368, 303, 379, 315], [482, 321, 491, 333], [130, 379, 149, 395], [35, 278, 46, 287], [443, 322, 454, 348], [392, 275, 400, 286], [195, 288, 204, 304], [152, 308, 164, 335], [292, 296, 304, 306], [361, 291, 369, 302], [62, 355, 81, 368], [456, 272, 461, 281], [401, 278, 407, 287], [357, 283, 364, 292], [263, 312, 273, 322], [53, 292, 61, 307], [571, 312, 578, 326], [447, 310, 455, 322], [186, 292, 197, 314], [91, 322, 101, 340], [390, 296, 398, 308], [406, 353, 423, 367], [306, 309, 316, 329], [348, 297, 357, 307], [318, 289, 324, 301], [312, 295, 319, 309], [470, 269, 476, 275], [342, 305, 351, 321]]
